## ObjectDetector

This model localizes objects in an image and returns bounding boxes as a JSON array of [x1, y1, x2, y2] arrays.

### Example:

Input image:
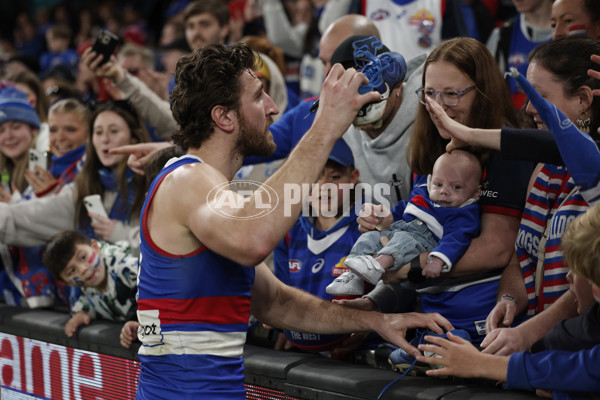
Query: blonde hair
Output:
[[561, 204, 600, 286]]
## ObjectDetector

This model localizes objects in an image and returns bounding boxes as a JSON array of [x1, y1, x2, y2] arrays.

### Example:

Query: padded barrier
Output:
[[0, 304, 539, 399]]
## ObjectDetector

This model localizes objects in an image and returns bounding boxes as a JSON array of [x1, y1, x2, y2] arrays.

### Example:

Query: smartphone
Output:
[[1, 172, 10, 194], [91, 29, 121, 65], [83, 194, 109, 219], [28, 149, 47, 172]]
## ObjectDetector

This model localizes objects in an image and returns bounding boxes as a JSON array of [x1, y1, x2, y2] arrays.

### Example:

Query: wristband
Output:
[[497, 294, 517, 305]]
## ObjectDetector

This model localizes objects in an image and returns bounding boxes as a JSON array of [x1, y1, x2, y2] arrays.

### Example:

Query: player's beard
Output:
[[234, 111, 276, 157]]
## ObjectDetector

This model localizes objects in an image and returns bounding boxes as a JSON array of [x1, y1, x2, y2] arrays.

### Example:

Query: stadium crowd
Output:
[[0, 0, 599, 398]]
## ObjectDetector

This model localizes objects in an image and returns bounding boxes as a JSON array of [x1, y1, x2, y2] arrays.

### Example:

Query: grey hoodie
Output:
[[343, 53, 426, 207]]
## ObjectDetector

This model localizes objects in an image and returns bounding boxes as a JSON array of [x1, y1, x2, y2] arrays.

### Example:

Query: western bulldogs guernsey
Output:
[[136, 156, 255, 399], [517, 165, 589, 316], [391, 175, 480, 269], [274, 204, 363, 350], [364, 0, 444, 60], [505, 14, 551, 109]]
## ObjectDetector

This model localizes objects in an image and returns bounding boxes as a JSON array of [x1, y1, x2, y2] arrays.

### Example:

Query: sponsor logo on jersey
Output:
[[370, 9, 390, 21]]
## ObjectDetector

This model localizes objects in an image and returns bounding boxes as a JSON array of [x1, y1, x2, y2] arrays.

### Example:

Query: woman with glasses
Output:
[[354, 37, 534, 343], [424, 37, 600, 360], [0, 100, 149, 258]]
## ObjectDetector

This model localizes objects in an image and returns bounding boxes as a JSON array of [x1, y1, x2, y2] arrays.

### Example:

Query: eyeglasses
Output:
[[415, 86, 476, 107]]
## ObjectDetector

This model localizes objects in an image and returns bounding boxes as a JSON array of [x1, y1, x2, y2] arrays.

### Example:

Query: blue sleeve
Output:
[[509, 70, 600, 205], [506, 345, 600, 395], [550, 124, 600, 206], [274, 234, 291, 285], [243, 100, 315, 165], [429, 203, 480, 268]]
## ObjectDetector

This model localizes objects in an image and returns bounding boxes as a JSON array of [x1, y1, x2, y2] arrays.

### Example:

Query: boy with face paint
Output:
[[43, 230, 138, 337]]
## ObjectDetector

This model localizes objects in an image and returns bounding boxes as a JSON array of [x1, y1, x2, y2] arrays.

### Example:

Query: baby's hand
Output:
[[422, 257, 444, 278]]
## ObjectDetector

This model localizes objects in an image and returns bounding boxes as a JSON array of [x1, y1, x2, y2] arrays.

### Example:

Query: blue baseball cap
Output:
[[328, 139, 354, 167], [0, 87, 40, 129]]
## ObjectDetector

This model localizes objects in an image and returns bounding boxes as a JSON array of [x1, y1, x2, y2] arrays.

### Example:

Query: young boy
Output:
[[40, 24, 79, 76], [42, 230, 138, 337], [327, 150, 482, 295], [272, 139, 367, 352], [417, 203, 600, 398]]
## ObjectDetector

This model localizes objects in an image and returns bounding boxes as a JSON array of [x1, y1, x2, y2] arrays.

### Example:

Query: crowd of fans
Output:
[[0, 0, 599, 398]]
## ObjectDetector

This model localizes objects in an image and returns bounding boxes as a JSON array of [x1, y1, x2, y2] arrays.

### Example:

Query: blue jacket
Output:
[[507, 344, 600, 399]]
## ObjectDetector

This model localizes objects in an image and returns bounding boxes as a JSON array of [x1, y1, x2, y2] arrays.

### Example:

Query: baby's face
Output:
[[429, 159, 480, 208], [60, 242, 106, 288]]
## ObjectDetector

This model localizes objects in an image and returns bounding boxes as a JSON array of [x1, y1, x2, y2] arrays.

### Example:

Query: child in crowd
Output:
[[327, 150, 482, 296], [40, 24, 79, 76], [273, 139, 366, 352], [43, 230, 138, 337], [417, 203, 600, 399]]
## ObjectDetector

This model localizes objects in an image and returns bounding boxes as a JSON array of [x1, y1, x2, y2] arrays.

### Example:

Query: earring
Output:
[[576, 109, 591, 134]]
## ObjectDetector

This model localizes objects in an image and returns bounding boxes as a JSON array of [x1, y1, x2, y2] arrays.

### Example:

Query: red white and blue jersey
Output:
[[505, 15, 551, 109], [136, 156, 255, 400], [363, 0, 444, 60], [391, 175, 480, 269], [274, 206, 363, 350], [516, 165, 589, 316]]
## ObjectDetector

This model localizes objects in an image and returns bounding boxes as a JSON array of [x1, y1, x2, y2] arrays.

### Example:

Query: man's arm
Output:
[[189, 66, 381, 265], [250, 263, 454, 357]]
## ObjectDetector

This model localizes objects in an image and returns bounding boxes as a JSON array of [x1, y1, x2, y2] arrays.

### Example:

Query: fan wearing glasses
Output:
[[345, 37, 534, 343]]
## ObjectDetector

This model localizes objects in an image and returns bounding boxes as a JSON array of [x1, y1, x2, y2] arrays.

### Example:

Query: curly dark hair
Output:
[[170, 43, 256, 151]]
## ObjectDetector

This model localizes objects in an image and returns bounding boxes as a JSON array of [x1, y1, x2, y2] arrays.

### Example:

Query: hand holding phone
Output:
[[28, 149, 48, 172], [83, 194, 109, 221], [91, 30, 121, 66]]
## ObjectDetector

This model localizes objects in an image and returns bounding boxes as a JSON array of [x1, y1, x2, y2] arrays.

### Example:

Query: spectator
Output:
[[43, 230, 138, 337], [183, 0, 230, 51], [0, 87, 41, 199], [40, 24, 79, 77], [361, 0, 480, 60], [115, 42, 169, 102], [273, 139, 368, 353], [329, 150, 482, 295], [345, 37, 533, 343], [30, 98, 90, 198], [486, 0, 552, 109], [416, 203, 600, 399], [425, 36, 600, 356], [551, 0, 600, 40], [0, 100, 150, 254], [6, 70, 50, 153], [0, 86, 59, 308]]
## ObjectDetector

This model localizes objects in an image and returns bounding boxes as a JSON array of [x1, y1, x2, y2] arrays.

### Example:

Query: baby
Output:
[[327, 150, 482, 295]]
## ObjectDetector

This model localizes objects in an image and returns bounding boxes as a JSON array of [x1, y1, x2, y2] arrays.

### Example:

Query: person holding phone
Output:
[[0, 101, 149, 260], [24, 98, 90, 198]]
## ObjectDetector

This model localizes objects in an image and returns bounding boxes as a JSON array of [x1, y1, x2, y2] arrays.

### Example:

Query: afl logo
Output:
[[370, 9, 390, 21], [206, 180, 279, 220], [289, 260, 301, 272]]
